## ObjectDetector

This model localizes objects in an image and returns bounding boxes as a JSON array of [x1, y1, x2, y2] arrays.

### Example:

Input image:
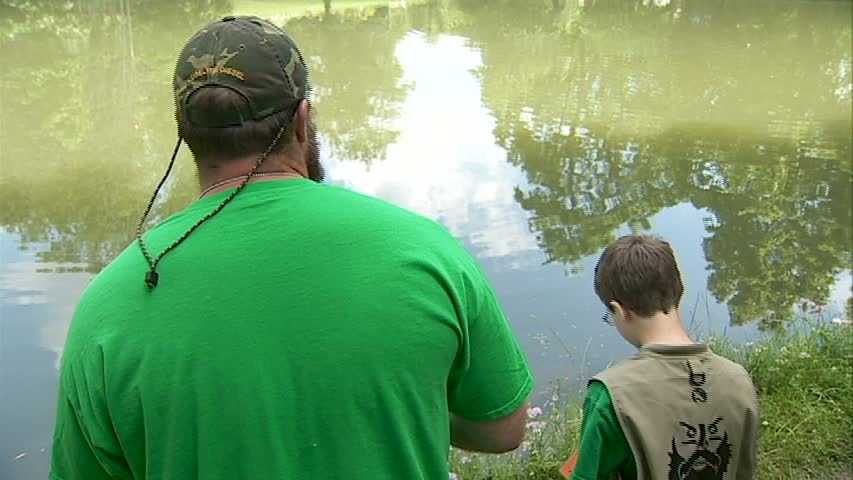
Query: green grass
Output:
[[712, 323, 853, 479], [450, 323, 853, 479]]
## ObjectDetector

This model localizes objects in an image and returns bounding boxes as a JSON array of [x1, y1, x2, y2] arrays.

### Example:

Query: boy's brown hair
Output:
[[594, 235, 684, 317]]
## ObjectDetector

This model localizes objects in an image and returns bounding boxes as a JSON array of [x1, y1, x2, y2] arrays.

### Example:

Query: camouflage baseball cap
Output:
[[173, 16, 309, 128]]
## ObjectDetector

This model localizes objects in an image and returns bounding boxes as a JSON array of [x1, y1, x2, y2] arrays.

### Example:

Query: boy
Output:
[[561, 235, 759, 480]]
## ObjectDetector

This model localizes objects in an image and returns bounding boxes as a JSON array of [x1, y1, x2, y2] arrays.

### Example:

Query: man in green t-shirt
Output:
[[561, 235, 759, 480], [50, 17, 533, 480]]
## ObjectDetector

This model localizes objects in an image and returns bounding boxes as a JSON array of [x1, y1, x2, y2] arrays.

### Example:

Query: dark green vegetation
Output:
[[451, 322, 853, 479]]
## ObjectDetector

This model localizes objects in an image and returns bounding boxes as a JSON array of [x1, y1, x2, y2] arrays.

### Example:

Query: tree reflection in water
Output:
[[0, 0, 850, 328], [461, 0, 852, 328]]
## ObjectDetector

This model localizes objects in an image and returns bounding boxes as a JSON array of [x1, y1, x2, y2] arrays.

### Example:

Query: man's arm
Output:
[[451, 403, 529, 453], [51, 345, 128, 479], [51, 391, 116, 480], [446, 248, 534, 454]]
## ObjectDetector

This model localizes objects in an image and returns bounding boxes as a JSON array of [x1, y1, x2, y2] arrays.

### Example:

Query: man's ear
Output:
[[293, 99, 310, 145]]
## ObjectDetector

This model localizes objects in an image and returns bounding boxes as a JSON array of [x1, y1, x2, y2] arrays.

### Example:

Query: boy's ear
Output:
[[610, 301, 628, 321]]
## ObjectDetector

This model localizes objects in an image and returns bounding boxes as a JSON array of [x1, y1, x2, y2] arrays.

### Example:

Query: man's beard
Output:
[[305, 119, 324, 182]]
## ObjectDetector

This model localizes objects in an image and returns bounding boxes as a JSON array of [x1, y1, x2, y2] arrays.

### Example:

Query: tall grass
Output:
[[711, 323, 853, 479], [449, 322, 853, 479], [450, 385, 583, 480]]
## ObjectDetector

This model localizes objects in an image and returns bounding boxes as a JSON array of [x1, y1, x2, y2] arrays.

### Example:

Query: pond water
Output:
[[1, 0, 851, 477]]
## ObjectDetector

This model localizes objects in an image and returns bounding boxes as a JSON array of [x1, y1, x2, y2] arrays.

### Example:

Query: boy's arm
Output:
[[561, 381, 632, 480]]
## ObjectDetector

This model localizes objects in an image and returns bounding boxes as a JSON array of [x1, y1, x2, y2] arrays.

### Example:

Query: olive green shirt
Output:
[[592, 344, 759, 480]]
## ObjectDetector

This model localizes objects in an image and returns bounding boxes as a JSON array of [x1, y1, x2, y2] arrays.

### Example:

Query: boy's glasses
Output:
[[601, 303, 616, 326]]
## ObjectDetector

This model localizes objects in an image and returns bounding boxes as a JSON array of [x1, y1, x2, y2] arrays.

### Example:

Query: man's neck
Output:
[[197, 153, 307, 193], [637, 309, 695, 347]]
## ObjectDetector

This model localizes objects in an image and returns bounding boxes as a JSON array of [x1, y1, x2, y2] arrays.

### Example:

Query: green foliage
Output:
[[450, 324, 853, 479]]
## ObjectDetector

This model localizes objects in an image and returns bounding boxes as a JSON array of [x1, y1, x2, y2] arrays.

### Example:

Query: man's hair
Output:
[[177, 87, 296, 165], [594, 235, 684, 317]]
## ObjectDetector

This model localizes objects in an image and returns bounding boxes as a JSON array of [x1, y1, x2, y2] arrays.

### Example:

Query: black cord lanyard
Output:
[[135, 125, 287, 289]]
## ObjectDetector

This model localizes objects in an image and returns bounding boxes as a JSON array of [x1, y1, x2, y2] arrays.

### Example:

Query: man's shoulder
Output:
[[65, 245, 145, 347], [316, 184, 462, 247], [321, 184, 443, 225]]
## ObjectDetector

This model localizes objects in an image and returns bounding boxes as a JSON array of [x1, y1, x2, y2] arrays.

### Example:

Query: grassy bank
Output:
[[450, 322, 853, 479]]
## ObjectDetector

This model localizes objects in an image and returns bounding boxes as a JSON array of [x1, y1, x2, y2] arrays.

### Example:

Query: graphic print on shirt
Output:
[[668, 417, 732, 480], [686, 360, 708, 403]]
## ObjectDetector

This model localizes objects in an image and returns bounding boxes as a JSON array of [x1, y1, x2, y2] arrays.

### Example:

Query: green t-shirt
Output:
[[572, 381, 637, 480], [51, 179, 533, 480]]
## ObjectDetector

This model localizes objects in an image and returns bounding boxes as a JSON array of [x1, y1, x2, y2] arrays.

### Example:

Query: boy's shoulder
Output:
[[593, 346, 754, 393], [592, 350, 656, 388], [706, 350, 753, 381]]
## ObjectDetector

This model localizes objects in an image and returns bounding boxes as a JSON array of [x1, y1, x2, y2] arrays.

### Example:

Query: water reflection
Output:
[[0, 1, 850, 477], [3, 1, 848, 328], [287, 7, 411, 164], [451, 0, 852, 327], [0, 0, 229, 272], [0, 232, 88, 479], [509, 124, 850, 328]]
